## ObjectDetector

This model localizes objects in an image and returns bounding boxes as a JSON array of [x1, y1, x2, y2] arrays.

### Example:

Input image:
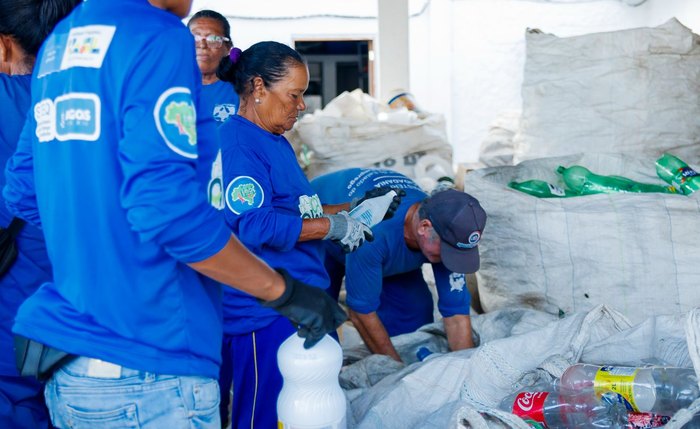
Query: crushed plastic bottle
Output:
[[655, 153, 700, 196], [560, 364, 700, 415], [509, 180, 575, 198], [498, 388, 627, 428], [557, 165, 678, 196]]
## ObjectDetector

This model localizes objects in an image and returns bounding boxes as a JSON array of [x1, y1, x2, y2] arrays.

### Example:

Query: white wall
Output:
[[187, 0, 700, 164]]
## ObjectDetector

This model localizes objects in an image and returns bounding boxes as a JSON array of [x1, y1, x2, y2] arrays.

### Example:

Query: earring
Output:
[[255, 98, 261, 104]]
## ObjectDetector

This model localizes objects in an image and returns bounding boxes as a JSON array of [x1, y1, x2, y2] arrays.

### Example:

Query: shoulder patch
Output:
[[213, 103, 236, 123], [226, 176, 264, 214], [449, 273, 466, 292], [154, 87, 198, 159]]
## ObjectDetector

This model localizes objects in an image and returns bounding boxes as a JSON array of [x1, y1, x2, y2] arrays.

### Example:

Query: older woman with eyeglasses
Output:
[[187, 10, 239, 211]]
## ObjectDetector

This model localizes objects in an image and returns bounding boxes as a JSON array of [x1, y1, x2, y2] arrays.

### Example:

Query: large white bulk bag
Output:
[[286, 89, 453, 180], [513, 18, 700, 163]]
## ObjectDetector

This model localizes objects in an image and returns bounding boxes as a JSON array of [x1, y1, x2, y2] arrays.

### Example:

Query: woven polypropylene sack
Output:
[[513, 18, 700, 163], [463, 152, 700, 324]]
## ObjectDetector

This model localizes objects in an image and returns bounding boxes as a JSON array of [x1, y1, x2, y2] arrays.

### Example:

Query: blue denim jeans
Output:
[[44, 356, 220, 429]]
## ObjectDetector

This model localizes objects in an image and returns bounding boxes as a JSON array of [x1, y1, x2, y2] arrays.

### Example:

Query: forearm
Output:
[[443, 314, 474, 351], [298, 217, 331, 241], [322, 203, 351, 215], [349, 308, 402, 362], [188, 234, 285, 302]]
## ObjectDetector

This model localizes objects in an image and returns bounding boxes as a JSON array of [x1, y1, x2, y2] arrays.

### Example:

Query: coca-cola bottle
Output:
[[498, 389, 627, 428]]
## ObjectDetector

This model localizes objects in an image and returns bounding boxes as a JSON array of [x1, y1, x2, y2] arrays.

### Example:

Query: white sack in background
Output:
[[513, 18, 700, 163], [286, 89, 453, 180], [463, 152, 700, 325], [478, 110, 521, 167]]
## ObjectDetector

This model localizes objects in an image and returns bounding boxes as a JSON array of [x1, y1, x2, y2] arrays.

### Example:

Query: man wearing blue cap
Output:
[[312, 168, 487, 362]]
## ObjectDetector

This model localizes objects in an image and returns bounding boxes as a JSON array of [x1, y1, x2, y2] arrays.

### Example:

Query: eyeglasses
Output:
[[192, 34, 230, 49]]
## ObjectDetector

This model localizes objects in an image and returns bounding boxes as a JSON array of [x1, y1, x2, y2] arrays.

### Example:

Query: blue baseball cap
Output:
[[424, 189, 486, 273]]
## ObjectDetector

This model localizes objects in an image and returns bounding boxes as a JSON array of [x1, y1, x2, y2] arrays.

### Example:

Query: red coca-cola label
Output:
[[626, 412, 671, 428], [511, 392, 549, 425]]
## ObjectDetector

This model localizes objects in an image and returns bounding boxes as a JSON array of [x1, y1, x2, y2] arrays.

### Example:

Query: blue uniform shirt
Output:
[[3, 0, 231, 379], [201, 80, 238, 126], [201, 81, 238, 211], [312, 168, 471, 321], [220, 115, 329, 335], [0, 75, 53, 376]]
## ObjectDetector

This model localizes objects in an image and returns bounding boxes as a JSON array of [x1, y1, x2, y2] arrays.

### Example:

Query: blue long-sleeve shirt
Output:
[[0, 74, 53, 376], [220, 115, 329, 335], [311, 168, 471, 322], [4, 0, 231, 379]]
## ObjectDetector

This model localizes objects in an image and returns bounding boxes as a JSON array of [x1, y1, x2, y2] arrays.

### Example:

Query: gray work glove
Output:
[[350, 187, 406, 221], [261, 269, 347, 349], [324, 211, 374, 253]]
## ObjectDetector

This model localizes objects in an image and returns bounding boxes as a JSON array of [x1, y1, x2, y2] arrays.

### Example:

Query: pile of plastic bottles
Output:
[[508, 153, 700, 198], [498, 363, 700, 428]]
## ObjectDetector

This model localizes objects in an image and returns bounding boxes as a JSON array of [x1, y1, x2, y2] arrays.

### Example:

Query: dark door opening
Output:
[[295, 40, 372, 112]]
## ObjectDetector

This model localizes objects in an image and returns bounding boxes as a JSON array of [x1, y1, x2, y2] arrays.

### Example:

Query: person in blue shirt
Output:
[[215, 42, 381, 429], [312, 168, 487, 362], [0, 1, 81, 428], [3, 1, 344, 428], [187, 10, 239, 213]]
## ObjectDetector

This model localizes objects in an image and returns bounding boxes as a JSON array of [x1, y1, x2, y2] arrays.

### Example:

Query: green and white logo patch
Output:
[[154, 87, 198, 158]]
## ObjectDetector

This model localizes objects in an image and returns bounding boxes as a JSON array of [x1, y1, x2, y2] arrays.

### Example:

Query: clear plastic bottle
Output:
[[557, 166, 678, 195], [277, 334, 346, 429], [508, 180, 575, 198], [655, 153, 700, 196], [560, 364, 700, 415], [348, 190, 397, 227], [498, 389, 627, 428]]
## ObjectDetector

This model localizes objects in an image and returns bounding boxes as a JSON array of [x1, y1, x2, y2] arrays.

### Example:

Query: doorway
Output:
[[294, 40, 373, 113]]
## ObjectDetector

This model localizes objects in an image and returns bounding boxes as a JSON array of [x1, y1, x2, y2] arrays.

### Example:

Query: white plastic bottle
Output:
[[348, 190, 397, 227], [277, 334, 346, 429], [560, 364, 699, 415]]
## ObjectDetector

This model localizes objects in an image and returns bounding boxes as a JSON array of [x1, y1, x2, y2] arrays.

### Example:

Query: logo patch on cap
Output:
[[456, 231, 481, 249]]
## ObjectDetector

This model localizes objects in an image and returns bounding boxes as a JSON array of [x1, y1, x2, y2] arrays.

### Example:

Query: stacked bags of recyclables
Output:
[[285, 89, 453, 181], [464, 17, 700, 325]]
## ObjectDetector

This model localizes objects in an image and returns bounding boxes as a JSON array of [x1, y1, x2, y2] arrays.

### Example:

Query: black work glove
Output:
[[261, 269, 347, 348], [350, 187, 407, 221]]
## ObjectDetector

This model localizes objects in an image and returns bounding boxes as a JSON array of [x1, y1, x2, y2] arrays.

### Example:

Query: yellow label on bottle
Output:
[[594, 366, 639, 411]]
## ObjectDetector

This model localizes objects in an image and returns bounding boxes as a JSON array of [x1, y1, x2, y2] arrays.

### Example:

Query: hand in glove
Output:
[[324, 211, 373, 253], [350, 187, 406, 221], [261, 269, 347, 348]]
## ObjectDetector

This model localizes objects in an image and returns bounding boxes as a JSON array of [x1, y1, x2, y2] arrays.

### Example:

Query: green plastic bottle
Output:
[[557, 165, 678, 195], [655, 153, 700, 196], [508, 180, 574, 198]]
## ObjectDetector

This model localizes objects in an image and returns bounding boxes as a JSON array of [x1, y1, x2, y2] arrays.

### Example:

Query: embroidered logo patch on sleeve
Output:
[[154, 87, 198, 159], [225, 176, 264, 214]]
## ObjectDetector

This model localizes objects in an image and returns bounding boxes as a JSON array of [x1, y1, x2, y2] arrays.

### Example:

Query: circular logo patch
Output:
[[225, 176, 264, 214], [154, 87, 198, 159]]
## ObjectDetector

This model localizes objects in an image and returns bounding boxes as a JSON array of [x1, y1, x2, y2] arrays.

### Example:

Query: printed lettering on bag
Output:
[[154, 87, 198, 158], [34, 93, 101, 142], [298, 195, 323, 219], [226, 176, 264, 214], [60, 25, 116, 70], [213, 104, 236, 123], [449, 273, 465, 292]]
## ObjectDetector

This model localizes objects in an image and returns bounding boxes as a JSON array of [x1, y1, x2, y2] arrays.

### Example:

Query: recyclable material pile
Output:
[[509, 154, 698, 198], [340, 306, 700, 428]]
